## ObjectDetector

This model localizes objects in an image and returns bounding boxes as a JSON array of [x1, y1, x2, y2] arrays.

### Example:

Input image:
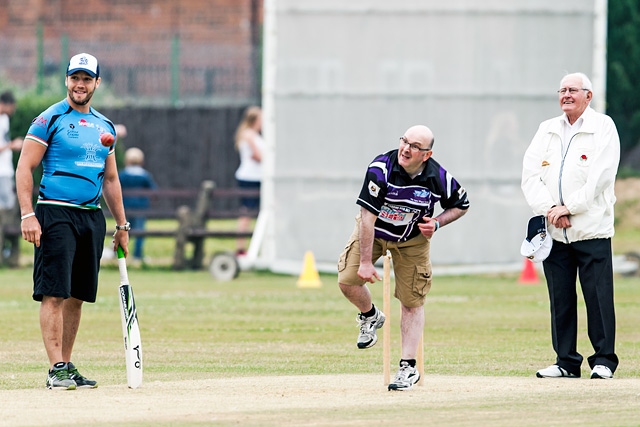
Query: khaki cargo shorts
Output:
[[337, 215, 432, 308]]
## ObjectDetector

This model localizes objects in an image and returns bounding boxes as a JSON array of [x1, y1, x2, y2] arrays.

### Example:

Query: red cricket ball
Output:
[[100, 133, 115, 147]]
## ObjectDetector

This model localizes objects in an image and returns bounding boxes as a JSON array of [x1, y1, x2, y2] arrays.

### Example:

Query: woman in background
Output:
[[234, 106, 263, 255]]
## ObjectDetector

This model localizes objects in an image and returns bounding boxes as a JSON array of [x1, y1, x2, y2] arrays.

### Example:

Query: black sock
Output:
[[361, 304, 376, 318], [400, 359, 416, 368]]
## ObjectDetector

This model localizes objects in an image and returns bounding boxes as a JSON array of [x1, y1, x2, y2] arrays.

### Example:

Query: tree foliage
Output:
[[607, 0, 640, 155]]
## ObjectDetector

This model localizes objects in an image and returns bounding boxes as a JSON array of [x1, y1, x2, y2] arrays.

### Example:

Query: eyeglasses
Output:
[[399, 136, 431, 153], [557, 87, 589, 95]]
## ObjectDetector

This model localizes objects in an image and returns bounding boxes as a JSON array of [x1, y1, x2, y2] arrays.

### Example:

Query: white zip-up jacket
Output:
[[521, 107, 620, 243]]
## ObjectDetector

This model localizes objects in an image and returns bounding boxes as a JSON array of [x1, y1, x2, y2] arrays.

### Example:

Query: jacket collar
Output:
[[548, 106, 597, 135]]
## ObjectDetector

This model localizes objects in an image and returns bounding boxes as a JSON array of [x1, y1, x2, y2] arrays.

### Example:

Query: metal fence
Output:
[[0, 0, 262, 107], [0, 37, 260, 107]]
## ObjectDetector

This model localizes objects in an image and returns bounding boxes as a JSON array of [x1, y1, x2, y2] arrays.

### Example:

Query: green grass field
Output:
[[2, 267, 639, 391], [2, 221, 640, 426]]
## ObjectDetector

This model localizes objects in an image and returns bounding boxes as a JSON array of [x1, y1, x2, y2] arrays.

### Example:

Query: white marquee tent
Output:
[[250, 0, 608, 275]]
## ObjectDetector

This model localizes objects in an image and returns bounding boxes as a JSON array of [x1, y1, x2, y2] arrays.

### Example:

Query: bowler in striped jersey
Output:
[[337, 125, 469, 390]]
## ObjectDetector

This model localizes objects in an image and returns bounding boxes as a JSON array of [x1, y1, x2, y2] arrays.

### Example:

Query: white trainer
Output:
[[388, 361, 420, 391], [356, 307, 386, 349], [536, 364, 579, 378], [590, 365, 613, 379]]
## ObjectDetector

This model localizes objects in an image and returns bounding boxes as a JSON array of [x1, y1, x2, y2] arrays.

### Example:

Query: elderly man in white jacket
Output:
[[522, 72, 620, 380]]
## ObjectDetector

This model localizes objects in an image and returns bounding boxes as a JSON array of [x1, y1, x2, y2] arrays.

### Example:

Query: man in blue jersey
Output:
[[338, 125, 469, 391], [15, 53, 130, 390]]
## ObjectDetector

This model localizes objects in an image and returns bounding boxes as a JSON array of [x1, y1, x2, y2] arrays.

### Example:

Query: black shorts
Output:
[[33, 205, 106, 303], [237, 179, 261, 210]]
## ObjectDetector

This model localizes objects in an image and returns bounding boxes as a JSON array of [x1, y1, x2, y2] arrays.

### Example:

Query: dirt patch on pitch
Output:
[[2, 374, 640, 427]]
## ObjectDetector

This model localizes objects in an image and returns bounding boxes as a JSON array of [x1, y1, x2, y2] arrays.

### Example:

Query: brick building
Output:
[[0, 0, 263, 106]]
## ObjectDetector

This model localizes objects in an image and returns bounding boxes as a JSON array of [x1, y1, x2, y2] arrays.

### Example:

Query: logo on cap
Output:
[[67, 53, 100, 78], [520, 215, 553, 263]]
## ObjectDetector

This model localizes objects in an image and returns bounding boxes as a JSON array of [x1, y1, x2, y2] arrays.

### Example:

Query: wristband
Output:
[[21, 212, 36, 221], [434, 219, 440, 231]]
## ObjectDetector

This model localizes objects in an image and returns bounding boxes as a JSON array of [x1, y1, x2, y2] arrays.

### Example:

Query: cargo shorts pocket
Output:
[[337, 237, 356, 272], [413, 265, 432, 298]]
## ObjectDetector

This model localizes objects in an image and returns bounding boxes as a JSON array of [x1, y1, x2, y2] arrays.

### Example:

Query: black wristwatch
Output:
[[115, 222, 131, 231]]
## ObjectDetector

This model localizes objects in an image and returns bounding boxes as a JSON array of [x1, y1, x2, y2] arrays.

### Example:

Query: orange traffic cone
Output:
[[519, 258, 539, 284]]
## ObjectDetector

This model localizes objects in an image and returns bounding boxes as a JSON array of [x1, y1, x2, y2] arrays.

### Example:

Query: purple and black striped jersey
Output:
[[357, 149, 469, 242]]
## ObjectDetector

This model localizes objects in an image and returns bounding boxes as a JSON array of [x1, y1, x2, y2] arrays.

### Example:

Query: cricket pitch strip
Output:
[[2, 374, 640, 427]]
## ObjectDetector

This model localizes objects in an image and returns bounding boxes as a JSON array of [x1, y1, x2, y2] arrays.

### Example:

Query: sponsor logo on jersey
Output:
[[67, 124, 79, 138], [32, 116, 48, 128], [78, 118, 97, 129], [368, 181, 380, 197], [412, 188, 429, 200], [76, 143, 104, 168], [379, 204, 415, 225], [78, 119, 110, 137], [407, 188, 432, 209]]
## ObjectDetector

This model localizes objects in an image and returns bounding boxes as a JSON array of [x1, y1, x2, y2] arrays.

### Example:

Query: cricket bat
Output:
[[117, 246, 143, 389]]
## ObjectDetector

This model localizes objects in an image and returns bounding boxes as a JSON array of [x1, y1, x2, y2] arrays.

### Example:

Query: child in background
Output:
[[119, 147, 157, 263]]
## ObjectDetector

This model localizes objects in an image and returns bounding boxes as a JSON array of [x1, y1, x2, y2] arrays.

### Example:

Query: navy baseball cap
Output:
[[520, 215, 553, 263], [67, 53, 100, 78]]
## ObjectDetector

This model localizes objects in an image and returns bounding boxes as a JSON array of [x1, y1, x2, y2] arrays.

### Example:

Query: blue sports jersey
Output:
[[25, 99, 116, 209], [357, 149, 470, 242]]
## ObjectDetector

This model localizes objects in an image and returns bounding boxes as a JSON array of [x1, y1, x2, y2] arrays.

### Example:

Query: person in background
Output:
[[233, 106, 263, 255], [0, 90, 24, 268], [119, 146, 157, 264], [337, 125, 469, 391], [115, 124, 127, 141], [522, 72, 620, 380], [15, 53, 129, 390]]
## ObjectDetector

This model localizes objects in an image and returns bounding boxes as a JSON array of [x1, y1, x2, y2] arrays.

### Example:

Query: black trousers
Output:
[[542, 238, 618, 376]]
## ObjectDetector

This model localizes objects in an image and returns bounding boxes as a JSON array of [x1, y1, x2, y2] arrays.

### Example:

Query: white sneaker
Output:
[[356, 307, 385, 349], [388, 361, 420, 391], [590, 365, 613, 379], [536, 364, 579, 378]]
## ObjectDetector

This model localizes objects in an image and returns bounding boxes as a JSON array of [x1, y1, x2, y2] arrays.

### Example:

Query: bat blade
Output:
[[117, 246, 143, 389]]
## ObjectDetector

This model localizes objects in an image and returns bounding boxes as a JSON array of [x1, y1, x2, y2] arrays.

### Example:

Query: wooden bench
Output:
[[119, 180, 259, 270]]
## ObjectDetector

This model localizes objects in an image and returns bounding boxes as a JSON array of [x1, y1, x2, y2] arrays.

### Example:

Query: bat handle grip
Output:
[[117, 245, 125, 259]]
